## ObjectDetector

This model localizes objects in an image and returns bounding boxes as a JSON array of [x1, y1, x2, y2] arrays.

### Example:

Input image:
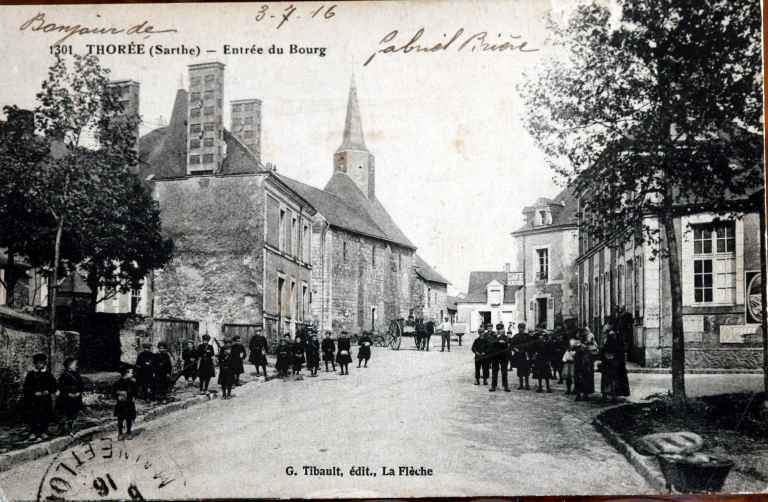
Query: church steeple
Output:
[[334, 76, 376, 199], [337, 75, 367, 153]]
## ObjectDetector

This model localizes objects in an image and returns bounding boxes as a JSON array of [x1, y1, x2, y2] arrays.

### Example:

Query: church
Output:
[[135, 61, 446, 344]]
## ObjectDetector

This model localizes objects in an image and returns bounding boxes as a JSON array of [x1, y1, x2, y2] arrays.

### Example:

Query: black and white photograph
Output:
[[0, 0, 765, 499]]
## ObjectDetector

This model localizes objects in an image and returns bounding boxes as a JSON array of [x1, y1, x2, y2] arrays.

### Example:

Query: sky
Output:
[[0, 0, 584, 294]]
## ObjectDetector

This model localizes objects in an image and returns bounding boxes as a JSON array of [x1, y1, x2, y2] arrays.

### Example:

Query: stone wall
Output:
[[0, 324, 79, 412], [410, 276, 448, 322], [154, 175, 267, 334], [328, 228, 413, 334], [659, 347, 763, 369]]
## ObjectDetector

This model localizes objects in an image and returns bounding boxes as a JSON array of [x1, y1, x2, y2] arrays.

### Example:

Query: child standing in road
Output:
[[357, 331, 372, 368], [275, 335, 292, 379], [336, 331, 352, 375], [23, 353, 57, 441], [113, 366, 138, 440], [56, 357, 83, 434], [218, 340, 235, 399], [230, 335, 247, 385], [561, 336, 578, 395]]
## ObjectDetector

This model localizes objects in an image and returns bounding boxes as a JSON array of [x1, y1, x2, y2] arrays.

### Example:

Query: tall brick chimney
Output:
[[187, 61, 225, 175], [230, 99, 262, 162]]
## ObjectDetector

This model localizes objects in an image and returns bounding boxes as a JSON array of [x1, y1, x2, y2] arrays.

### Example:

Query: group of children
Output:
[[472, 322, 630, 402], [275, 329, 373, 378]]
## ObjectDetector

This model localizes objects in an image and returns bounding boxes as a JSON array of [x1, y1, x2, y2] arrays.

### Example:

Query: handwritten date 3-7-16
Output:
[[254, 4, 337, 30]]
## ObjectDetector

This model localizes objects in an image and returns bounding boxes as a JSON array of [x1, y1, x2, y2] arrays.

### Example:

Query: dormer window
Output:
[[488, 288, 502, 306], [538, 210, 551, 225]]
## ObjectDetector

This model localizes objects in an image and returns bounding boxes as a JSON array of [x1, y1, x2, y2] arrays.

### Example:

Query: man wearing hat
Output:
[[471, 326, 490, 385], [135, 342, 156, 401], [197, 334, 216, 393], [230, 335, 247, 385], [489, 323, 511, 392], [439, 317, 453, 352], [248, 328, 269, 379], [154, 342, 173, 399], [23, 353, 57, 440], [321, 331, 336, 372]]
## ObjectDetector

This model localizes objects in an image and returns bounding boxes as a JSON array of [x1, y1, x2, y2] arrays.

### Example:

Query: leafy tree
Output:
[[518, 0, 762, 404]]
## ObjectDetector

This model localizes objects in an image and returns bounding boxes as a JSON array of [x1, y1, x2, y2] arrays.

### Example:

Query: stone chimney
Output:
[[230, 99, 262, 162], [187, 61, 225, 175]]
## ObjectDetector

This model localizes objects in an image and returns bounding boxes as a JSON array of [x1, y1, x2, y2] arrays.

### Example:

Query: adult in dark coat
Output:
[[530, 332, 553, 393], [574, 328, 599, 401], [357, 332, 372, 368], [275, 335, 292, 378], [135, 343, 155, 401], [336, 332, 352, 375], [181, 340, 198, 385], [488, 323, 511, 392], [509, 323, 532, 390], [56, 357, 83, 433], [414, 318, 425, 351], [230, 336, 247, 385], [113, 366, 138, 440], [306, 334, 321, 376], [291, 335, 306, 376], [154, 342, 173, 399], [218, 342, 236, 398], [249, 330, 269, 377], [24, 353, 57, 440], [471, 328, 490, 385], [197, 335, 216, 393], [321, 332, 336, 372], [599, 327, 630, 402]]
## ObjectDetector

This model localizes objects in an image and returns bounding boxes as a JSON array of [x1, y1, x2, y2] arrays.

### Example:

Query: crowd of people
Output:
[[471, 321, 630, 401]]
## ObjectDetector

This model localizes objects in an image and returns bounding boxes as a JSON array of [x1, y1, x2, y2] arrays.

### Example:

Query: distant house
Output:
[[456, 269, 521, 332]]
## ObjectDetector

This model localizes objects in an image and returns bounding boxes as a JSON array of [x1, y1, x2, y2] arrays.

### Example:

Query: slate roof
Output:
[[512, 185, 579, 234], [413, 254, 450, 285], [458, 271, 519, 304]]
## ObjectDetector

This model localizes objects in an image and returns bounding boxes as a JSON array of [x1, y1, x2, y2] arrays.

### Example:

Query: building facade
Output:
[[456, 270, 521, 332], [411, 254, 450, 322], [577, 201, 764, 369], [511, 189, 580, 330]]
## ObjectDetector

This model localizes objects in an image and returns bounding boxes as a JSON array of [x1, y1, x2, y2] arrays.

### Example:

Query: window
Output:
[[203, 106, 214, 116], [190, 139, 201, 149], [204, 90, 214, 101], [232, 104, 242, 112], [190, 77, 201, 88], [594, 276, 599, 319], [692, 221, 736, 304], [244, 116, 253, 124], [202, 153, 214, 164], [291, 217, 298, 257], [204, 122, 215, 132], [244, 103, 254, 112], [189, 155, 200, 164], [277, 277, 285, 316], [427, 286, 431, 307], [626, 260, 634, 313], [279, 209, 286, 251], [203, 137, 214, 147], [190, 92, 201, 102], [398, 254, 401, 271], [190, 108, 201, 118], [130, 288, 141, 314], [204, 74, 215, 82], [372, 245, 376, 267], [617, 265, 624, 306], [539, 210, 548, 225], [603, 272, 610, 316], [290, 280, 296, 318], [536, 248, 549, 281], [302, 285, 308, 320], [343, 241, 347, 261], [190, 123, 201, 134], [303, 224, 309, 262]]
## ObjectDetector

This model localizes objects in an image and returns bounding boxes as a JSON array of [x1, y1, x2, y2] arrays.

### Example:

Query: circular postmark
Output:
[[37, 435, 186, 501]]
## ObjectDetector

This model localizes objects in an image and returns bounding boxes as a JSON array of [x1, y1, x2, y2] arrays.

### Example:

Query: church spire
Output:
[[337, 75, 367, 152]]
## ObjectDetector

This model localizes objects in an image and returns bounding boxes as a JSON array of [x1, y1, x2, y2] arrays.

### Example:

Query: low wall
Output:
[[0, 324, 79, 413], [657, 347, 764, 369]]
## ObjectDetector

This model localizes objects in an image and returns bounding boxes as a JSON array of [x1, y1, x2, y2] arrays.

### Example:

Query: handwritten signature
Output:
[[363, 28, 539, 66], [19, 12, 178, 45]]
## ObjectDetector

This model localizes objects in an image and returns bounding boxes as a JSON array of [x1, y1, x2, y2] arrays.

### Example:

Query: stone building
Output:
[[456, 269, 521, 332], [411, 254, 450, 322], [279, 80, 437, 334], [138, 62, 316, 346], [511, 188, 580, 330], [577, 190, 764, 369]]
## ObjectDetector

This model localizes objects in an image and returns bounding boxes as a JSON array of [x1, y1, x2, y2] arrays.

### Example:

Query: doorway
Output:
[[479, 311, 491, 329], [536, 298, 548, 330]]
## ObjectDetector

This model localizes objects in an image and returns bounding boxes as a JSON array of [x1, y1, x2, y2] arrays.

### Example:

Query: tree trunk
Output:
[[49, 216, 64, 363], [660, 207, 686, 405], [5, 251, 16, 308]]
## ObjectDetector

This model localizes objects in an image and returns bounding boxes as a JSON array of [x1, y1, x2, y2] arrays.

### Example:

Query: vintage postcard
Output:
[[0, 0, 765, 500]]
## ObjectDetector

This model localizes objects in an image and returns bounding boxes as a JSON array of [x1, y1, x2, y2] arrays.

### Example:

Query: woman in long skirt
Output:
[[574, 328, 599, 401]]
